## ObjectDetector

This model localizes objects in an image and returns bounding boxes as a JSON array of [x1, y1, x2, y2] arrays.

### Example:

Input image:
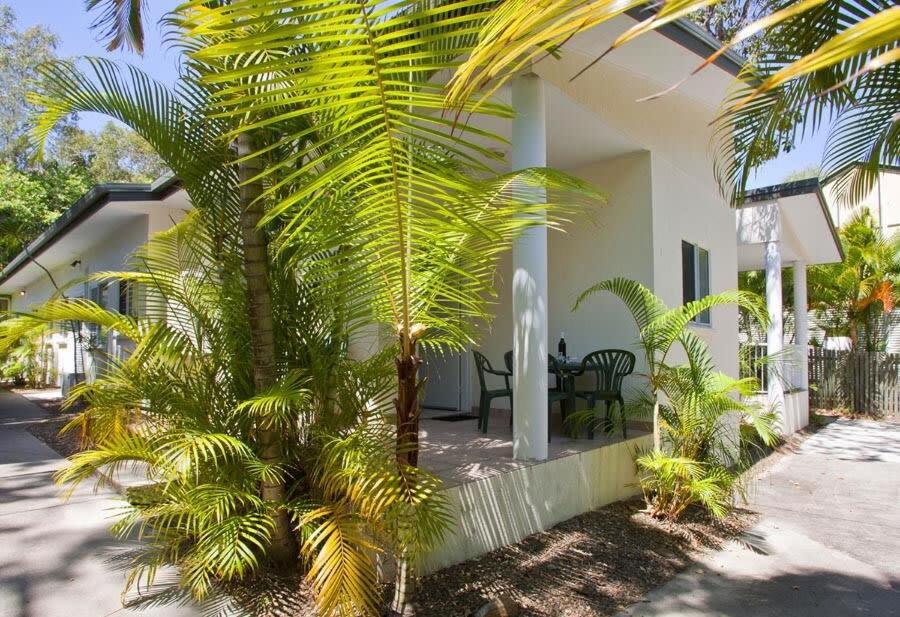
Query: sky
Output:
[[6, 0, 824, 188]]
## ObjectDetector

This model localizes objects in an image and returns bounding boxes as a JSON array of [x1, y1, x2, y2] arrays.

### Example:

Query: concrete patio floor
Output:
[[616, 418, 900, 617], [419, 408, 646, 487], [0, 389, 198, 617]]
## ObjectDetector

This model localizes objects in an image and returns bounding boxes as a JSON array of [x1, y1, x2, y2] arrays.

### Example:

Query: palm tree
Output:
[[715, 0, 899, 207], [84, 0, 148, 53], [26, 1, 598, 613], [808, 209, 900, 350], [573, 278, 777, 519], [0, 213, 427, 612], [173, 1, 598, 610]]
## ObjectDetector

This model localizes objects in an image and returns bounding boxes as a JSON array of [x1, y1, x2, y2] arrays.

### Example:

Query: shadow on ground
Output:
[[412, 498, 755, 617]]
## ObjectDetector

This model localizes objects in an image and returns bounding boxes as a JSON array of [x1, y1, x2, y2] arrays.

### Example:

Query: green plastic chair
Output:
[[572, 349, 635, 438], [473, 351, 512, 434]]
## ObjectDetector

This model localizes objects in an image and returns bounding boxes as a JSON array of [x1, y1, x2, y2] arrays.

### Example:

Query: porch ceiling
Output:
[[456, 80, 642, 170]]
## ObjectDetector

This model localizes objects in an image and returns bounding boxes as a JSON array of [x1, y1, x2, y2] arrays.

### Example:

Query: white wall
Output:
[[7, 210, 186, 385], [424, 433, 652, 572], [650, 152, 740, 378], [824, 169, 900, 231]]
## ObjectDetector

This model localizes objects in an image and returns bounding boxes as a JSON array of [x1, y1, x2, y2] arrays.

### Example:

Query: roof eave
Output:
[[741, 178, 844, 263], [0, 176, 182, 287]]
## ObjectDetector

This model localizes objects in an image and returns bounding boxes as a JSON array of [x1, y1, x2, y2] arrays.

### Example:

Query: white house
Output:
[[0, 14, 843, 572], [0, 176, 190, 388]]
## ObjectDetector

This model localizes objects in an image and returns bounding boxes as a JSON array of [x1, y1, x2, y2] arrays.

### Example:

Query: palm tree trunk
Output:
[[235, 133, 297, 565], [394, 330, 422, 468], [652, 397, 661, 451], [391, 329, 423, 614]]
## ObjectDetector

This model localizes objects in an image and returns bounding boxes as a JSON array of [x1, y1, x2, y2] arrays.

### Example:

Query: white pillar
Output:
[[511, 73, 548, 461], [792, 261, 809, 390], [765, 240, 784, 413]]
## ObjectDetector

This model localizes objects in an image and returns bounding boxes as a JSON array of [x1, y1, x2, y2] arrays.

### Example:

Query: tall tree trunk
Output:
[[391, 328, 423, 615], [236, 133, 297, 565]]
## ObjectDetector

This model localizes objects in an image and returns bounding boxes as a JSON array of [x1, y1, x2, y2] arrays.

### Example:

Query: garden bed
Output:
[[411, 498, 757, 617], [25, 414, 83, 458]]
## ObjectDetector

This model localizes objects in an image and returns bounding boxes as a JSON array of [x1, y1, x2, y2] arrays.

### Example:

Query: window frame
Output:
[[681, 240, 711, 326]]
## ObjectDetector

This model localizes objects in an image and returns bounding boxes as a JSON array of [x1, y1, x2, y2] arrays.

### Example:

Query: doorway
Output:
[[422, 349, 470, 412]]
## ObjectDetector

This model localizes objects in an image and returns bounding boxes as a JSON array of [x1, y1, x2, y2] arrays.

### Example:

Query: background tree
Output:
[[690, 0, 773, 58], [0, 4, 166, 267], [0, 4, 62, 165], [808, 209, 900, 350], [50, 122, 168, 182]]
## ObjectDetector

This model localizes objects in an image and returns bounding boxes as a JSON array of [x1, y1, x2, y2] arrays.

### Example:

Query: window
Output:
[[118, 281, 134, 316], [682, 241, 710, 325], [0, 296, 9, 315], [87, 283, 110, 340]]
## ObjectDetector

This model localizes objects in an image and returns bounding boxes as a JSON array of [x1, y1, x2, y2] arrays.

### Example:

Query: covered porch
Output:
[[736, 179, 843, 433]]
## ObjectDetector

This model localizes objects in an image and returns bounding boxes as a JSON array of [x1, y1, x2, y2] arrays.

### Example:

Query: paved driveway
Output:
[[618, 419, 900, 617], [0, 390, 198, 617]]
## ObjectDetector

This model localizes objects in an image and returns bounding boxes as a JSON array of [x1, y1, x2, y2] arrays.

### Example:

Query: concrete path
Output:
[[618, 419, 900, 617], [0, 389, 198, 617]]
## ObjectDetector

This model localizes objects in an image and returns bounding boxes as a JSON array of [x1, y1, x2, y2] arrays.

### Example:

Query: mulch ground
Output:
[[411, 499, 757, 617], [24, 414, 84, 457], [8, 388, 86, 458]]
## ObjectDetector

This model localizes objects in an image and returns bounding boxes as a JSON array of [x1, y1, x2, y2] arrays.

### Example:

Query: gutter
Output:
[[625, 8, 745, 77], [0, 174, 181, 287]]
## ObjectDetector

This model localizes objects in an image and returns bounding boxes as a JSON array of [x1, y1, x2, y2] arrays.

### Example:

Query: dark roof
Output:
[[742, 178, 844, 261], [626, 9, 745, 76], [743, 178, 822, 203], [0, 175, 181, 286]]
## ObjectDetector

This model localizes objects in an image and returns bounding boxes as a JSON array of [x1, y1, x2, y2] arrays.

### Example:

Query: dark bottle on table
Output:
[[558, 332, 567, 359]]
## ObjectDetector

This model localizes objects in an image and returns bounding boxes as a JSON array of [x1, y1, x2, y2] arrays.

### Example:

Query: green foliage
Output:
[[0, 4, 166, 267], [0, 4, 62, 164], [0, 322, 51, 386], [714, 0, 899, 207], [689, 0, 775, 59], [808, 208, 900, 350], [49, 122, 168, 183], [2, 213, 450, 614], [0, 160, 93, 265], [21, 2, 600, 613], [574, 278, 778, 520]]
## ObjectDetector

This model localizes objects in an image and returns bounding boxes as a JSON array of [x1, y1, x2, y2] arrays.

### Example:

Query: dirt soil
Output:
[[411, 499, 757, 617]]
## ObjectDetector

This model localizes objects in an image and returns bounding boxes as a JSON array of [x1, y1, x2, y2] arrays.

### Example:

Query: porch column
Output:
[[765, 240, 784, 412], [511, 72, 548, 461], [792, 261, 809, 390]]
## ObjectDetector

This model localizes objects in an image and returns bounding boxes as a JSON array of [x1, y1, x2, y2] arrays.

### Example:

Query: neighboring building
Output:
[[0, 177, 190, 389], [0, 15, 844, 573], [823, 165, 900, 233]]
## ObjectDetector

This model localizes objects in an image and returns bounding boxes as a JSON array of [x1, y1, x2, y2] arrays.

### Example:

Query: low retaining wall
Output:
[[422, 434, 653, 573], [747, 390, 809, 436]]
